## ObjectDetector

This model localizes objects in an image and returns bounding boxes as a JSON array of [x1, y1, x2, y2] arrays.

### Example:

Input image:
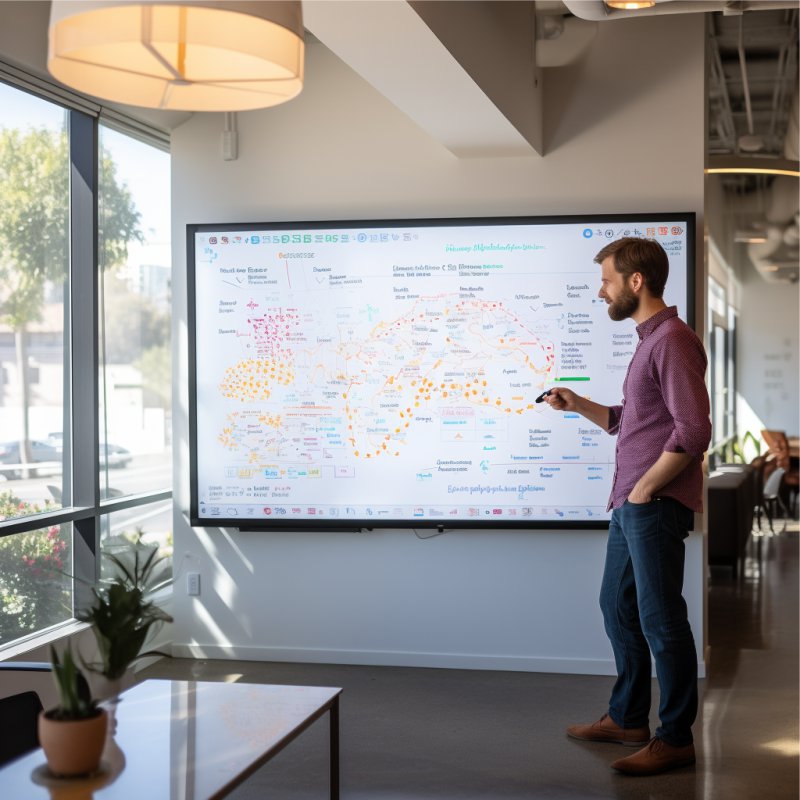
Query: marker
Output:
[[535, 389, 553, 403]]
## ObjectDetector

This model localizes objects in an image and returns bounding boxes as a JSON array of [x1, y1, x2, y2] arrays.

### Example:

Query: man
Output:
[[544, 237, 711, 776]]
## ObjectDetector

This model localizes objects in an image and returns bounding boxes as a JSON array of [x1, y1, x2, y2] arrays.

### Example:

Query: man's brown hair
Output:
[[593, 237, 669, 298]]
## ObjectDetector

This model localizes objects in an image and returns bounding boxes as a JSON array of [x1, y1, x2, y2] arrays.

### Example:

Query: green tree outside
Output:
[[0, 127, 141, 473], [101, 270, 170, 365]]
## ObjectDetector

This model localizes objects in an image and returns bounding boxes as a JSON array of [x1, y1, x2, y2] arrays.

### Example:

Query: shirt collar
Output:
[[636, 305, 678, 340]]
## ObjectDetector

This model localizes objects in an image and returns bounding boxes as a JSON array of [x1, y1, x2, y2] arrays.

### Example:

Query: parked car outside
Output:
[[45, 433, 133, 469], [100, 442, 133, 469], [0, 440, 61, 479], [0, 437, 132, 478]]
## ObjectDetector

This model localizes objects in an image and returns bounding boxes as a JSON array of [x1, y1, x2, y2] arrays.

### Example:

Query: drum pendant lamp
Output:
[[47, 1, 304, 112]]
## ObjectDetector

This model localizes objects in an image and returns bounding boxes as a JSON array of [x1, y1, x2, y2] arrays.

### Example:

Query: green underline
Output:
[[555, 377, 590, 381]]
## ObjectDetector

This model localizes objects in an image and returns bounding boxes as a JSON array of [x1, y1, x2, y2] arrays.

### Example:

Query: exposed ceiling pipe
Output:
[[748, 225, 796, 282], [767, 21, 789, 141], [708, 15, 737, 151], [736, 14, 759, 150], [745, 176, 799, 280], [765, 176, 800, 226], [784, 84, 799, 160], [719, 57, 793, 85]]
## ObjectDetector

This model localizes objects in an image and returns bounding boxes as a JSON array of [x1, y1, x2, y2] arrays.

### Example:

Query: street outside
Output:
[[0, 452, 173, 548]]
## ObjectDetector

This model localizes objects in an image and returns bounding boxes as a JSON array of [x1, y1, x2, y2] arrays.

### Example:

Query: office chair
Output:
[[762, 466, 787, 535], [0, 662, 51, 767], [761, 430, 799, 516], [750, 455, 769, 532]]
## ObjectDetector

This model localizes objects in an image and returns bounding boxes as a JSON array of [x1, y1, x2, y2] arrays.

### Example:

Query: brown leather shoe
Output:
[[566, 713, 650, 747], [611, 736, 696, 775]]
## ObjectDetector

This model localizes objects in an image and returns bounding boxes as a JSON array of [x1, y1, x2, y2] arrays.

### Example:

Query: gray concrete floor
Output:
[[142, 523, 799, 800]]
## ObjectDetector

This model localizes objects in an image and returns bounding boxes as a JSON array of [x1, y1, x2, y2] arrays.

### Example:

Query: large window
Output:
[[0, 84, 68, 512], [99, 126, 171, 503], [708, 275, 737, 467], [0, 79, 171, 648]]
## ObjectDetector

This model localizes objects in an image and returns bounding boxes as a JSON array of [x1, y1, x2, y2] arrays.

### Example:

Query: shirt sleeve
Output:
[[607, 403, 624, 435], [652, 328, 712, 458]]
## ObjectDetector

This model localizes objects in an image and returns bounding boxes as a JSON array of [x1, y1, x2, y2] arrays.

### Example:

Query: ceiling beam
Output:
[[303, 0, 541, 158]]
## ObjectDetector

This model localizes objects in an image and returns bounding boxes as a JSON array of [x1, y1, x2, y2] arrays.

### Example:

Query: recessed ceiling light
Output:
[[738, 134, 765, 153]]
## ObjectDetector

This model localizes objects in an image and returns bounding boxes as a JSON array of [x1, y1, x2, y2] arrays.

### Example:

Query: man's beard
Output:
[[607, 283, 639, 321]]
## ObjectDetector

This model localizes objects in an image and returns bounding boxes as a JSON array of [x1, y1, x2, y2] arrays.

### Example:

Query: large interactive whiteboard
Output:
[[188, 214, 694, 530]]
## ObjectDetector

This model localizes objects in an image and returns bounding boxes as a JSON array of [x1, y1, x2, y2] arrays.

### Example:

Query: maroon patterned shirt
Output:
[[607, 306, 711, 512]]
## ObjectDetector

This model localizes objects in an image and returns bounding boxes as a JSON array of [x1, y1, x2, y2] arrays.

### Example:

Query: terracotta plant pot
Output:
[[38, 708, 108, 777]]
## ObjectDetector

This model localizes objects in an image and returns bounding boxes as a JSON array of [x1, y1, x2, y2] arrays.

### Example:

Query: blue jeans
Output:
[[600, 497, 697, 747]]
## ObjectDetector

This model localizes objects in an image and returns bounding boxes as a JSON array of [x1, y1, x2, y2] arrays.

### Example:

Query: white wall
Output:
[[736, 268, 800, 438], [171, 15, 707, 675]]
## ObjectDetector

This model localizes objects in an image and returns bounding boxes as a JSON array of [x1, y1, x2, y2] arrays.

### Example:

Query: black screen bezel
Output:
[[187, 212, 696, 531]]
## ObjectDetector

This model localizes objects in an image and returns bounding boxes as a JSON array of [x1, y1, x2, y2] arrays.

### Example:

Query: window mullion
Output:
[[69, 110, 100, 605]]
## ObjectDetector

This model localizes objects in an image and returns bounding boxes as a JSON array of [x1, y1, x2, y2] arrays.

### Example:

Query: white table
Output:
[[0, 679, 342, 799]]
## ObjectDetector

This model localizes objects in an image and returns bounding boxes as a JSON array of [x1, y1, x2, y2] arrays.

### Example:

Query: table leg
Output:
[[330, 696, 340, 800]]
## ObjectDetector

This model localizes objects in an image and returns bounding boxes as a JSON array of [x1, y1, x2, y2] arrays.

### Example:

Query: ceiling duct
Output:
[[748, 229, 799, 282], [562, 1, 800, 21], [535, 12, 597, 67], [747, 172, 800, 281]]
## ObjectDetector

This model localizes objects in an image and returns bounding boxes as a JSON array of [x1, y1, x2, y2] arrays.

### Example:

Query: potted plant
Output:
[[38, 643, 107, 776], [78, 535, 173, 695]]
